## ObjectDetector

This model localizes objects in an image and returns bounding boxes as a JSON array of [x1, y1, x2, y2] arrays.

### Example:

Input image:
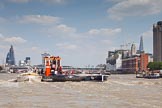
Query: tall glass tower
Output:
[[139, 36, 144, 53], [6, 45, 16, 65]]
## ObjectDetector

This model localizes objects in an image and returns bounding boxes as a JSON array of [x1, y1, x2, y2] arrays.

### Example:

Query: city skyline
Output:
[[0, 0, 162, 67]]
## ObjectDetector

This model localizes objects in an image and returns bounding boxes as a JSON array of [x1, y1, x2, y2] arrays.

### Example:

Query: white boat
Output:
[[16, 71, 42, 82]]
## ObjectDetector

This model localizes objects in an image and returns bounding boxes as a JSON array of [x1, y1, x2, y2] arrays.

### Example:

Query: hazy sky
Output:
[[0, 0, 161, 67]]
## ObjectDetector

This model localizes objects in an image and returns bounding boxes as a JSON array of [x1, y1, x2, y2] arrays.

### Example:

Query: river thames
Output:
[[0, 73, 161, 108]]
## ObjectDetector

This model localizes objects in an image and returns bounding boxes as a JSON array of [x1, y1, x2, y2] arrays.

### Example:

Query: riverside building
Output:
[[122, 53, 149, 73], [106, 50, 123, 72], [106, 37, 152, 73]]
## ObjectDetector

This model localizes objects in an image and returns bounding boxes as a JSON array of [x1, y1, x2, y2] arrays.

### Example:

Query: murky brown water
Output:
[[0, 73, 162, 108]]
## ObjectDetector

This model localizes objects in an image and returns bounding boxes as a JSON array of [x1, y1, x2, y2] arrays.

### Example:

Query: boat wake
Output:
[[0, 72, 43, 88], [110, 80, 135, 86], [0, 80, 19, 88], [132, 81, 161, 85], [13, 72, 42, 83], [110, 80, 161, 86]]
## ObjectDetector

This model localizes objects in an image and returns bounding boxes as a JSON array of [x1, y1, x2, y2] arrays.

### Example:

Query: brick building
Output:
[[140, 53, 148, 71], [122, 53, 149, 73], [122, 56, 139, 73]]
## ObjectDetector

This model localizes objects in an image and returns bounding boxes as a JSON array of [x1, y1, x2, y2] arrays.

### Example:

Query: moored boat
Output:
[[136, 71, 160, 79], [16, 72, 42, 82], [144, 73, 160, 79]]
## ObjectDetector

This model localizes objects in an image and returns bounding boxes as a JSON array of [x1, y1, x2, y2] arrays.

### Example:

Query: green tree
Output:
[[159, 62, 162, 69], [147, 62, 154, 70], [147, 62, 162, 70]]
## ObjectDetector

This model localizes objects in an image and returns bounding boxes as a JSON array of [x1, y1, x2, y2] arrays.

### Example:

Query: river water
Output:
[[0, 73, 162, 108]]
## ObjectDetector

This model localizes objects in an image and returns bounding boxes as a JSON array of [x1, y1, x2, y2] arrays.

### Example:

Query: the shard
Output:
[[139, 36, 144, 53]]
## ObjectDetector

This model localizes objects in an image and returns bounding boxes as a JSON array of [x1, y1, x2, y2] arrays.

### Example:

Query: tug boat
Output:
[[41, 55, 108, 82]]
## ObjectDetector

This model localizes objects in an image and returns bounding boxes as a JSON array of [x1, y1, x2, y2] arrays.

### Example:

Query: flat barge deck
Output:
[[41, 74, 109, 82]]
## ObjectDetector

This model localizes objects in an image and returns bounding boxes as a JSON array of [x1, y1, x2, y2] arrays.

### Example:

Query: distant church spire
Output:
[[139, 36, 144, 53]]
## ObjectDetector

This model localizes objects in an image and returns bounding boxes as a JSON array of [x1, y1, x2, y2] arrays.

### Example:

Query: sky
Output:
[[0, 0, 162, 67]]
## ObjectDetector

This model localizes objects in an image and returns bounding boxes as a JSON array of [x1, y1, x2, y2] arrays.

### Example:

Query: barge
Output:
[[41, 74, 109, 82], [41, 55, 108, 82]]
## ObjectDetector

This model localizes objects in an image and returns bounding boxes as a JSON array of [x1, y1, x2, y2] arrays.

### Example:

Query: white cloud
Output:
[[141, 29, 152, 38], [0, 17, 7, 23], [108, 0, 162, 20], [3, 36, 27, 44], [0, 45, 8, 50], [31, 46, 42, 53], [39, 0, 66, 4], [31, 46, 39, 51], [7, 0, 30, 3], [88, 28, 121, 36], [19, 15, 61, 25], [47, 24, 121, 43], [0, 33, 3, 38], [101, 39, 112, 45], [47, 24, 78, 38], [105, 0, 122, 3], [56, 43, 77, 50], [0, 33, 27, 44], [56, 24, 76, 33], [7, 0, 66, 4], [47, 25, 121, 40]]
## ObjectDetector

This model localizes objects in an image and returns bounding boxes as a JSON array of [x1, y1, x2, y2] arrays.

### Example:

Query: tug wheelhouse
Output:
[[43, 56, 62, 77]]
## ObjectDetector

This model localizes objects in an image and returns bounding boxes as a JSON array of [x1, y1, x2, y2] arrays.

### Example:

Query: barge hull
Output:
[[41, 74, 109, 82]]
